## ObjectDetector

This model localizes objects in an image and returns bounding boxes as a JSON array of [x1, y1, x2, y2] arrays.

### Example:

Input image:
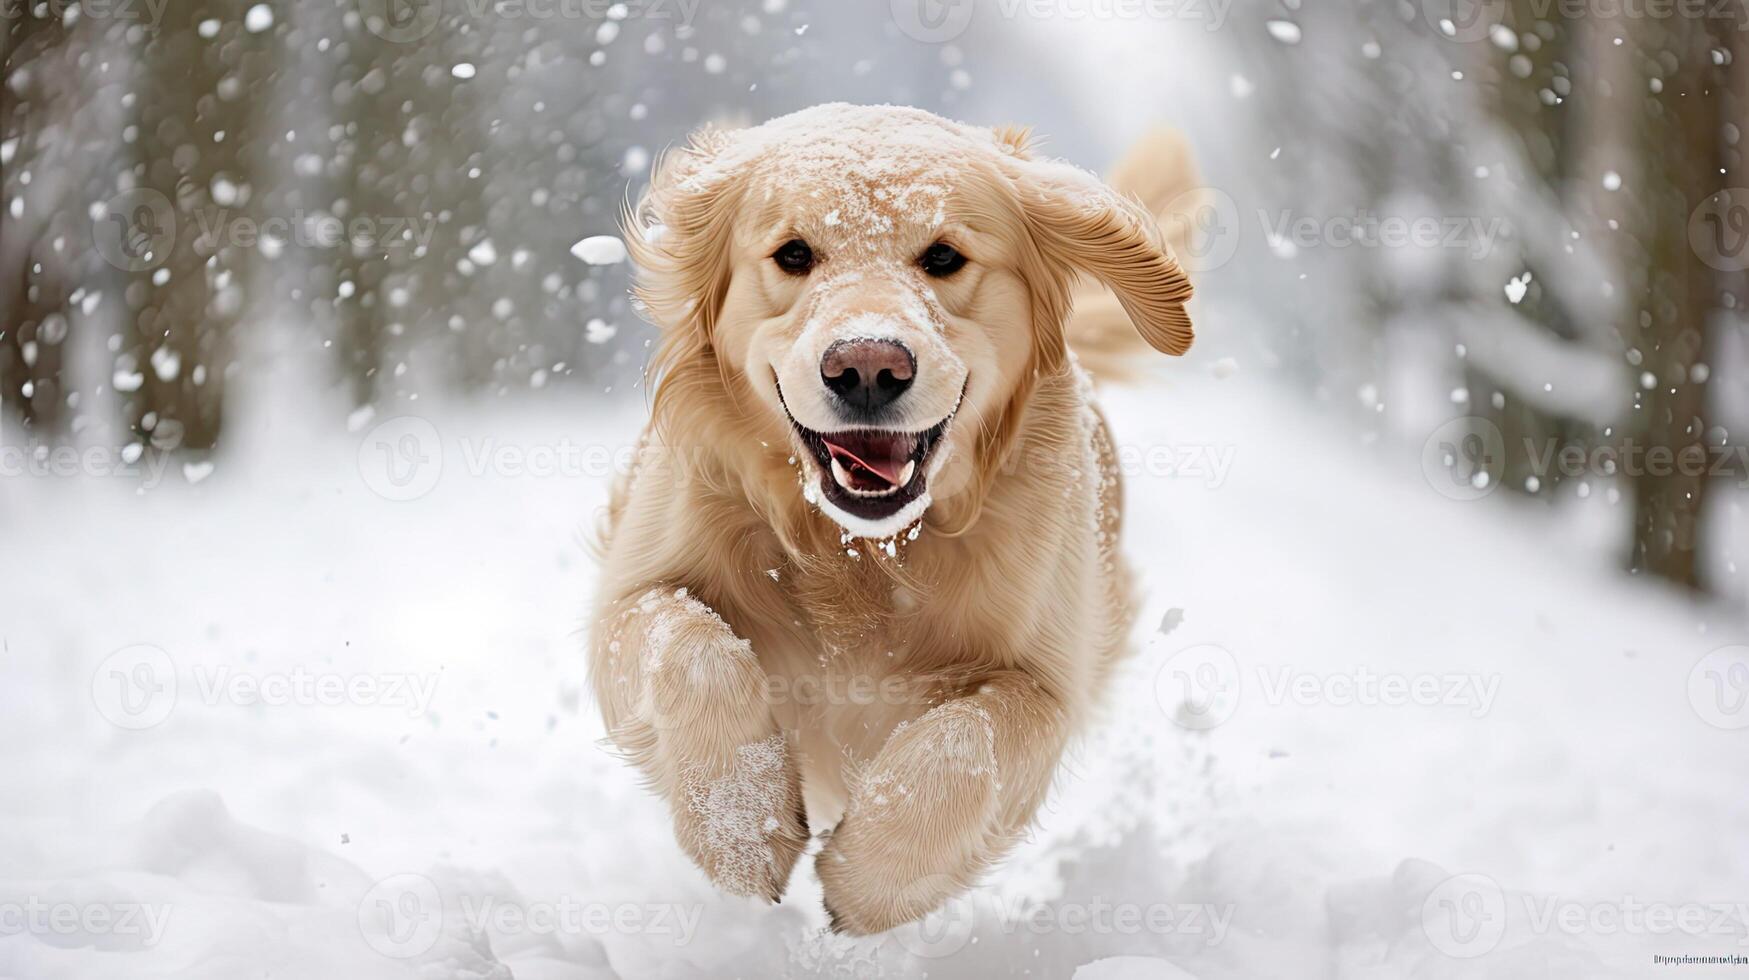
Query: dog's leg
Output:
[[592, 587, 807, 901], [816, 671, 1066, 934]]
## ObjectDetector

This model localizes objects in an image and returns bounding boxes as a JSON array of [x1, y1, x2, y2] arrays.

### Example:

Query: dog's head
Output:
[[628, 104, 1192, 539]]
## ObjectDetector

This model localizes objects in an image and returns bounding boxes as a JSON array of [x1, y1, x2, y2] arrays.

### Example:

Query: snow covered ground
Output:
[[3, 356, 1747, 979]]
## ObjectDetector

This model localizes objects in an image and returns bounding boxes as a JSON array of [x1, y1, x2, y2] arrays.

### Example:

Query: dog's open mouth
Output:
[[792, 418, 948, 523], [775, 380, 964, 537], [773, 390, 951, 535]]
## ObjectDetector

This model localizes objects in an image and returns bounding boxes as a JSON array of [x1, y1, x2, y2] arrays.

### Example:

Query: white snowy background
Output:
[[4, 0, 1749, 978]]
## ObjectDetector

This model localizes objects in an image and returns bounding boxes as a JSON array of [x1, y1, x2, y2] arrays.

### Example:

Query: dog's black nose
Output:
[[821, 339, 915, 412]]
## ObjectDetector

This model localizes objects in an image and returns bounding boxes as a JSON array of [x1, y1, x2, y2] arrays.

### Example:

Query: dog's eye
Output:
[[919, 242, 967, 277], [772, 239, 815, 275]]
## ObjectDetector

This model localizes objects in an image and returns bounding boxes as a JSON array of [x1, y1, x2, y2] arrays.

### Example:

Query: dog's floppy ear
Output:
[[623, 125, 744, 343], [1015, 159, 1195, 356]]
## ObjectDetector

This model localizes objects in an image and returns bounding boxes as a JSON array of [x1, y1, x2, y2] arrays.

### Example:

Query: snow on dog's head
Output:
[[626, 104, 1194, 540]]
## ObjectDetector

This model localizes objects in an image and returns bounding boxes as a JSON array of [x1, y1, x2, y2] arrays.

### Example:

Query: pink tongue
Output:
[[823, 438, 908, 486]]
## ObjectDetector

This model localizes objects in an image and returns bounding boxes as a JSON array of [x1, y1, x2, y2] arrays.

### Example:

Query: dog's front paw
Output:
[[816, 701, 1000, 933], [602, 588, 810, 902], [674, 732, 809, 902]]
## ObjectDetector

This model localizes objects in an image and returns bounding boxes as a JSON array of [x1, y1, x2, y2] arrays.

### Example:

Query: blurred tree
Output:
[[122, 0, 274, 451], [320, 1, 445, 406], [316, 0, 627, 405], [1, 6, 71, 435], [1462, 0, 1590, 499], [1623, 12, 1734, 590]]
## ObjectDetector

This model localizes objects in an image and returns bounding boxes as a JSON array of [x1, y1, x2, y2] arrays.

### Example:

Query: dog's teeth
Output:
[[900, 460, 917, 486], [828, 456, 904, 498]]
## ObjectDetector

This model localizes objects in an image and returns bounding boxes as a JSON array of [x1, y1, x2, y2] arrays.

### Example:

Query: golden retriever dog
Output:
[[589, 103, 1197, 934]]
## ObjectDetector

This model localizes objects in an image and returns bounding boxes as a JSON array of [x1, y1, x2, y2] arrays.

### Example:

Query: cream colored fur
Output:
[[588, 104, 1196, 934]]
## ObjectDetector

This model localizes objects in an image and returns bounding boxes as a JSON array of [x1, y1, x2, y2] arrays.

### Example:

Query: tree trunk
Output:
[[1464, 0, 1587, 498], [1625, 15, 1730, 590], [0, 7, 69, 435], [123, 0, 272, 451]]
